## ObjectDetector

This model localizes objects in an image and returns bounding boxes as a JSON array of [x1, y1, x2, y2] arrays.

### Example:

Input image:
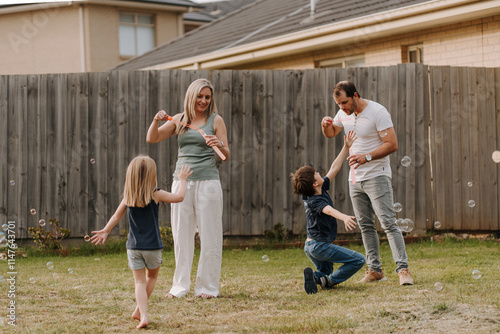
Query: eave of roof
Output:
[[139, 0, 500, 70]]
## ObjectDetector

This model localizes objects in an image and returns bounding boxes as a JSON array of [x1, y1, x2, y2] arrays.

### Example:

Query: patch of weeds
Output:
[[433, 302, 450, 314]]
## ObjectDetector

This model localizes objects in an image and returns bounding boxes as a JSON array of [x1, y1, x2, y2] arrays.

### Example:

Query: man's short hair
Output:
[[291, 166, 316, 196], [333, 81, 361, 98]]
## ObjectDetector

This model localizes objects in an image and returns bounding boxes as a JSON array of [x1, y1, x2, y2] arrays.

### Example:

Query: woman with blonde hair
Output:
[[146, 78, 230, 299], [91, 156, 192, 328]]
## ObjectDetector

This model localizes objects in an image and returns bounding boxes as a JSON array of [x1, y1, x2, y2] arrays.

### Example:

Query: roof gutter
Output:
[[0, 0, 198, 15], [144, 0, 500, 70], [0, 1, 74, 15]]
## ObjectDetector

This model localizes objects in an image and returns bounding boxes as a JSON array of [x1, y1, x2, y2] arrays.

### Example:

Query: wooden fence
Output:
[[1, 64, 499, 239]]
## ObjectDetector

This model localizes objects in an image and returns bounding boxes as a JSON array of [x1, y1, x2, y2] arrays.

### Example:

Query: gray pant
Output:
[[349, 175, 409, 273]]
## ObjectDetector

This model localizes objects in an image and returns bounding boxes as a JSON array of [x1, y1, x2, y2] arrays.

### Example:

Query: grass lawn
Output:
[[2, 238, 499, 333]]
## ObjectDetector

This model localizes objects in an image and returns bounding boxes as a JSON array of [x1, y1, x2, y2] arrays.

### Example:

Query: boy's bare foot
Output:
[[132, 307, 140, 321], [198, 293, 214, 299], [166, 293, 176, 299]]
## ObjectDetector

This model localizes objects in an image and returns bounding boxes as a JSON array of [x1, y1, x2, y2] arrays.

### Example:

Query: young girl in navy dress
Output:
[[91, 155, 192, 328]]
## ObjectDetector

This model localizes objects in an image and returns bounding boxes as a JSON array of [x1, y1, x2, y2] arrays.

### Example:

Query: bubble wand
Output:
[[349, 148, 356, 185], [166, 115, 226, 160]]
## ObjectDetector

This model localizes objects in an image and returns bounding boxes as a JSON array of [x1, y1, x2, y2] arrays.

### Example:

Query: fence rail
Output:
[[1, 64, 499, 239]]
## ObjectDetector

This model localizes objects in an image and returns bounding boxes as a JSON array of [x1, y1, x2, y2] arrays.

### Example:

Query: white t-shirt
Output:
[[333, 100, 393, 182]]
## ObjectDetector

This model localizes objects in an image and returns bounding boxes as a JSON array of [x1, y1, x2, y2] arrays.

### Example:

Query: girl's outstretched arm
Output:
[[91, 199, 126, 245], [154, 165, 192, 204]]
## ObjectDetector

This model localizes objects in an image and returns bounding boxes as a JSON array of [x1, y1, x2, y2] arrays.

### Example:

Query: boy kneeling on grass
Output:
[[291, 131, 365, 294]]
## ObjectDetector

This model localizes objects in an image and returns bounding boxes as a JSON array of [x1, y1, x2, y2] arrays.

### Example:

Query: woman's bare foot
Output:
[[131, 307, 140, 321], [198, 293, 215, 299], [166, 293, 176, 299]]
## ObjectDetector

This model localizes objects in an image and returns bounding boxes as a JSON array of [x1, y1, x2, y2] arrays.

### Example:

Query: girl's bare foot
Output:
[[198, 293, 214, 299], [137, 318, 148, 329], [132, 307, 140, 321], [166, 293, 176, 299]]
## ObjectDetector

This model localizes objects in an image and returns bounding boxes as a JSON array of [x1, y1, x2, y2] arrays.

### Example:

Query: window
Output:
[[119, 13, 155, 57], [317, 55, 365, 68], [407, 44, 424, 64]]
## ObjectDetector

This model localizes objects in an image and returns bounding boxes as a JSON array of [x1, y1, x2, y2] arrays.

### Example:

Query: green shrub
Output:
[[28, 219, 71, 250], [264, 223, 292, 243], [160, 223, 173, 250]]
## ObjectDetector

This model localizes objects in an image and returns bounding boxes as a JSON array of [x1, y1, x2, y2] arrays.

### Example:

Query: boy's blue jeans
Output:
[[304, 240, 365, 285]]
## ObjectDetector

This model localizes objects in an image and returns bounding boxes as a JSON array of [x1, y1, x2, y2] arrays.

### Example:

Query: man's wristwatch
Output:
[[365, 154, 372, 162], [220, 141, 225, 148]]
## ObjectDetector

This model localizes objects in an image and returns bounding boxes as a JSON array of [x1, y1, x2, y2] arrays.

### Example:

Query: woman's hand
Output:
[[204, 135, 223, 148], [154, 110, 169, 121]]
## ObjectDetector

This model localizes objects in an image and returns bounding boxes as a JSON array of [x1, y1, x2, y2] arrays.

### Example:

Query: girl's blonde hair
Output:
[[123, 155, 157, 208], [176, 78, 218, 135]]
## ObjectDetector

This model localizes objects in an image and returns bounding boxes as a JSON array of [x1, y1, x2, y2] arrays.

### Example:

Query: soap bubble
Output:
[[467, 181, 473, 187], [434, 221, 441, 229], [397, 218, 407, 231], [472, 269, 481, 279], [434, 282, 443, 291], [0, 239, 7, 247], [84, 235, 91, 242], [401, 156, 411, 167], [68, 268, 73, 274], [0, 276, 4, 282], [0, 254, 6, 260], [393, 202, 403, 213], [468, 200, 475, 208], [9, 180, 15, 186], [29, 277, 36, 284], [30, 208, 37, 215], [403, 218, 414, 232], [38, 219, 46, 227], [46, 261, 54, 270], [1, 224, 7, 231], [90, 158, 96, 164], [492, 150, 500, 163], [53, 273, 59, 280], [262, 255, 269, 262]]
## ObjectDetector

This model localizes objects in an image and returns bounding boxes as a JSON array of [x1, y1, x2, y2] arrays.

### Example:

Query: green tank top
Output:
[[174, 113, 219, 181]]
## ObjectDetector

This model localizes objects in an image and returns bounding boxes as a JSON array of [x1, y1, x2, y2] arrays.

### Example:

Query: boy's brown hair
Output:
[[291, 166, 316, 197]]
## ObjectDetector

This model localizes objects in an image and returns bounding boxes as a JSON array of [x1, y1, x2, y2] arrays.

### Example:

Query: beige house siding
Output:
[[86, 5, 119, 72], [0, 5, 83, 74], [0, 3, 186, 74], [231, 15, 500, 70]]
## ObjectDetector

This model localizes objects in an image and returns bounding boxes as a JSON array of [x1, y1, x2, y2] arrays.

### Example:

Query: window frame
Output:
[[119, 12, 156, 58]]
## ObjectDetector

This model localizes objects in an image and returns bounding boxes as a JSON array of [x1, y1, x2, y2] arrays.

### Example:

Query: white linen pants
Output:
[[169, 179, 223, 297]]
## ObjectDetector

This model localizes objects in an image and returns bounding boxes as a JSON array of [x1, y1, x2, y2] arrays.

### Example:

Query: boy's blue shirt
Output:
[[302, 176, 338, 243]]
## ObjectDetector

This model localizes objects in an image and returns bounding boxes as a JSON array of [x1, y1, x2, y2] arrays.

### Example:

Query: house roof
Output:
[[184, 0, 258, 22], [112, 0, 500, 71]]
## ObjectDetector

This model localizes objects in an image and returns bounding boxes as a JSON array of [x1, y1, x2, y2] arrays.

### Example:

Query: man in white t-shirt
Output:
[[321, 81, 413, 286]]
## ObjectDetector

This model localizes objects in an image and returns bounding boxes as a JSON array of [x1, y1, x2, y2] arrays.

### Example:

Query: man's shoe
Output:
[[303, 267, 318, 294], [359, 268, 388, 283], [398, 268, 414, 285]]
